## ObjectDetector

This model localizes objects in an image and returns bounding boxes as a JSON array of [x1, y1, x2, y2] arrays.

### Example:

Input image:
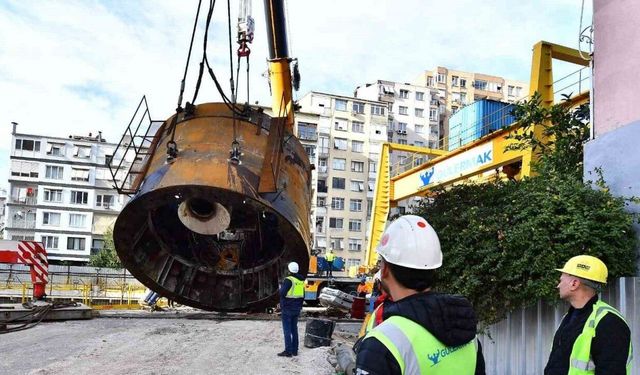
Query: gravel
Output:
[[0, 317, 338, 375]]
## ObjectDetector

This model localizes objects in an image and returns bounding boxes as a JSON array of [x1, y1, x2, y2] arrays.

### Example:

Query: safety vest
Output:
[[326, 253, 335, 262], [568, 300, 633, 374], [285, 276, 304, 298], [365, 304, 383, 333], [365, 315, 477, 374]]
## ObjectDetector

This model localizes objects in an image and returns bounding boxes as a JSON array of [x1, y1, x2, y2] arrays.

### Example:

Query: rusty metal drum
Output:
[[113, 103, 311, 311]]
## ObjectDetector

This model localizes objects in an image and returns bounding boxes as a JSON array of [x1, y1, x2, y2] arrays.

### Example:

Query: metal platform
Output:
[[0, 302, 93, 323]]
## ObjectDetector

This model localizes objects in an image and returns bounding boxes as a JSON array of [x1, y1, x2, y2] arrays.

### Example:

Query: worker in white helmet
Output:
[[277, 261, 305, 357], [355, 215, 485, 375]]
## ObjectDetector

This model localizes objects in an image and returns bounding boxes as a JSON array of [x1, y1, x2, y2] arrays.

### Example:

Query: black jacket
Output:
[[279, 273, 305, 314], [544, 295, 631, 375], [355, 291, 486, 375]]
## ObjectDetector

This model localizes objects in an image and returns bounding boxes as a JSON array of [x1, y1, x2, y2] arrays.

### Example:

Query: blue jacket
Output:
[[279, 272, 305, 315]]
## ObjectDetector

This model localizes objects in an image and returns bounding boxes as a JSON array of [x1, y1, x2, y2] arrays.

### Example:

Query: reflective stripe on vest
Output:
[[364, 315, 477, 374], [365, 305, 382, 334], [568, 300, 633, 375], [285, 276, 304, 298]]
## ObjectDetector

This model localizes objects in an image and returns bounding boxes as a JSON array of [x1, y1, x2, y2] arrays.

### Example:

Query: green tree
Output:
[[88, 227, 122, 268], [412, 94, 637, 325]]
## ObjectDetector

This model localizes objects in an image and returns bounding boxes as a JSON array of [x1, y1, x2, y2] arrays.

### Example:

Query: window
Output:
[[352, 121, 364, 133], [452, 106, 459, 114], [45, 165, 64, 180], [348, 238, 363, 251], [333, 138, 348, 150], [303, 145, 315, 159], [71, 191, 88, 204], [429, 109, 438, 121], [317, 197, 326, 208], [92, 239, 105, 251], [437, 73, 445, 83], [415, 92, 424, 101], [317, 179, 327, 193], [397, 139, 408, 145], [332, 177, 345, 189], [460, 78, 467, 88], [398, 106, 408, 115], [71, 168, 90, 182], [474, 80, 488, 90], [367, 199, 373, 218], [399, 89, 409, 99], [352, 102, 365, 114], [350, 180, 365, 192], [451, 76, 459, 86], [67, 237, 86, 251], [350, 199, 362, 212], [96, 194, 114, 208], [42, 236, 59, 249], [43, 189, 63, 203], [426, 76, 434, 86], [329, 218, 343, 229], [74, 146, 91, 158], [11, 161, 39, 178], [47, 143, 64, 156], [368, 161, 377, 173], [330, 237, 344, 250], [297, 122, 317, 141], [42, 212, 61, 226], [397, 122, 407, 132], [460, 93, 467, 104], [15, 139, 41, 152], [415, 141, 425, 147], [371, 105, 385, 116], [332, 158, 346, 171], [399, 155, 408, 165], [415, 125, 425, 134], [69, 213, 86, 228], [352, 140, 364, 153], [415, 108, 424, 117], [335, 99, 347, 111], [319, 136, 329, 155], [349, 161, 362, 173], [349, 219, 362, 232], [331, 197, 345, 210], [334, 119, 348, 131]]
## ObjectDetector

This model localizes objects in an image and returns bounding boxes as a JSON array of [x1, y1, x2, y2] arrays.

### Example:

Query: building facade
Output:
[[414, 67, 528, 149], [0, 188, 6, 239], [5, 123, 128, 263], [298, 92, 388, 271]]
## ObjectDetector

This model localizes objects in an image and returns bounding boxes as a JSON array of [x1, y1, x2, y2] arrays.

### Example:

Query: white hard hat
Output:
[[376, 215, 442, 270], [288, 262, 299, 273]]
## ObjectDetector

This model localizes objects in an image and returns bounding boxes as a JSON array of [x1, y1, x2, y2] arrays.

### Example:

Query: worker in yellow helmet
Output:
[[545, 255, 632, 375], [355, 215, 485, 374]]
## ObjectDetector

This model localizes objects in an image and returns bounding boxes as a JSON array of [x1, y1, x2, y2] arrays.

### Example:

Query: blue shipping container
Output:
[[447, 99, 516, 151]]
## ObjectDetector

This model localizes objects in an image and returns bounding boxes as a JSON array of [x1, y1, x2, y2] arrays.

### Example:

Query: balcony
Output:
[[10, 195, 37, 205], [8, 218, 36, 229], [318, 147, 329, 158], [317, 165, 328, 175]]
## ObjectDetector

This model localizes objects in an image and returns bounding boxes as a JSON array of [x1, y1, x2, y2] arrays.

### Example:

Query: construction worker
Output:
[[544, 255, 632, 375], [325, 249, 336, 277], [278, 261, 305, 357], [355, 215, 485, 374], [357, 277, 368, 297]]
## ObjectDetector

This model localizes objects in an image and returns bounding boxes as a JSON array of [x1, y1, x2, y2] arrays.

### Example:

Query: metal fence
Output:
[[479, 277, 639, 374]]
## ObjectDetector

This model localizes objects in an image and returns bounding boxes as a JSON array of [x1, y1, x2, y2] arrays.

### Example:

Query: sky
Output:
[[0, 0, 593, 193]]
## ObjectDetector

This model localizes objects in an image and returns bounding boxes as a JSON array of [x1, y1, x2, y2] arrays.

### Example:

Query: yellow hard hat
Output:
[[556, 255, 608, 284]]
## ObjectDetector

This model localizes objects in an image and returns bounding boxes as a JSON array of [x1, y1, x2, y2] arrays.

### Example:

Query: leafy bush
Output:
[[88, 228, 122, 268], [412, 94, 637, 325]]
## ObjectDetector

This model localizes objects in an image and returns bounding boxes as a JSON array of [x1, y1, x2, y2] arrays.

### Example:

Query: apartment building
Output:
[[0, 188, 6, 239], [5, 123, 129, 263], [298, 92, 388, 271], [414, 67, 528, 149]]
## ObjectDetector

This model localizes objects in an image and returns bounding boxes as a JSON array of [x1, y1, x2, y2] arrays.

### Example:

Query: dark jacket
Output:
[[544, 295, 631, 375], [279, 272, 305, 315], [355, 291, 485, 375]]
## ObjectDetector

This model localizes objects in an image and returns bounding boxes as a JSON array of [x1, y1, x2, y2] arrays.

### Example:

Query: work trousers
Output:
[[281, 313, 300, 354], [326, 261, 333, 277]]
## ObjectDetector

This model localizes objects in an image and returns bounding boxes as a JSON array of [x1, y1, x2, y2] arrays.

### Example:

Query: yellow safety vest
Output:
[[285, 276, 304, 298], [326, 253, 335, 262], [365, 315, 477, 374], [568, 300, 633, 374]]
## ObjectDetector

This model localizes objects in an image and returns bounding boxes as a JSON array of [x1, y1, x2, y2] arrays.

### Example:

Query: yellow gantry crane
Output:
[[365, 41, 590, 267]]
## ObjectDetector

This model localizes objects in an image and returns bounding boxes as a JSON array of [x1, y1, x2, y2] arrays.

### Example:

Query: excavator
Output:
[[109, 0, 311, 312]]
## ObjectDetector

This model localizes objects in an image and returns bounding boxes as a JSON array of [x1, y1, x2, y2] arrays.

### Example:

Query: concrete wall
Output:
[[593, 0, 640, 136]]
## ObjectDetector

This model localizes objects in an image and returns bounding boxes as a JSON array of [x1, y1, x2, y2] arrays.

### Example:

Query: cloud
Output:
[[0, 0, 592, 190]]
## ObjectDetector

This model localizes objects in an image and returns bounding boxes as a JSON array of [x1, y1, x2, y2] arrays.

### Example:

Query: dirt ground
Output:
[[0, 316, 352, 375]]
